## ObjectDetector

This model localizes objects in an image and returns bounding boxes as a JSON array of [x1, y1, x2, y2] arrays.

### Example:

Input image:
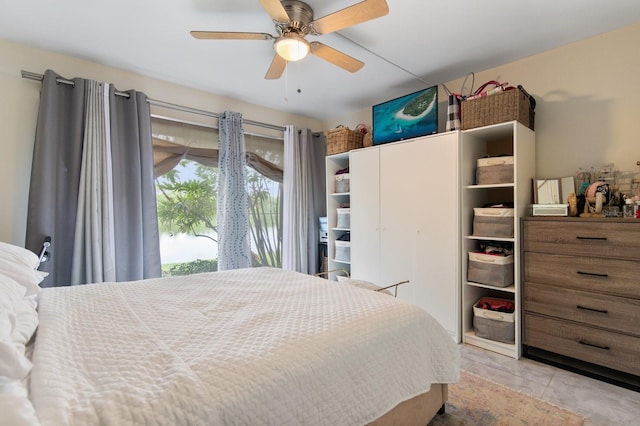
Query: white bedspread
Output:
[[30, 267, 459, 426]]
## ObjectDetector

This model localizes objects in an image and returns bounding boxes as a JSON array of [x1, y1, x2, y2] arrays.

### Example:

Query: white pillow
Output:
[[0, 242, 41, 270], [0, 242, 47, 296], [0, 277, 26, 302], [0, 262, 46, 297], [0, 378, 40, 426], [0, 279, 36, 381], [0, 340, 32, 381], [12, 296, 38, 354]]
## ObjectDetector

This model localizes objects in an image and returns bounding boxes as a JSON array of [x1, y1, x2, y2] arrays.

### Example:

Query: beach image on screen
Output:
[[372, 86, 438, 145]]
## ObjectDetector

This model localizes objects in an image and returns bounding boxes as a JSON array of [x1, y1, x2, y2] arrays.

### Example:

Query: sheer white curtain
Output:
[[217, 111, 252, 270], [282, 127, 326, 274], [71, 80, 116, 284]]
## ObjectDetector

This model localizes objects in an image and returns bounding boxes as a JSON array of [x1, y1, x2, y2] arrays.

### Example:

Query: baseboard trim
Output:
[[522, 345, 640, 393]]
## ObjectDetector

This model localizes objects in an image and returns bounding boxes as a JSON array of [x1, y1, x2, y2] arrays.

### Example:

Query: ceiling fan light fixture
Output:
[[274, 33, 310, 61]]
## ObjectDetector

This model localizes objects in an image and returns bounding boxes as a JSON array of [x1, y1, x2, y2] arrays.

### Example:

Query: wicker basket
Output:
[[326, 127, 364, 155], [461, 89, 534, 130], [363, 132, 373, 148]]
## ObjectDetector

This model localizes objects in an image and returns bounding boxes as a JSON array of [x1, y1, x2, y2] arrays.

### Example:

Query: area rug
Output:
[[428, 370, 585, 425]]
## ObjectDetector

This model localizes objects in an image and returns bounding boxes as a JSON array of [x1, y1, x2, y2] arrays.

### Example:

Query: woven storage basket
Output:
[[461, 89, 534, 130], [326, 127, 364, 155], [363, 132, 373, 148]]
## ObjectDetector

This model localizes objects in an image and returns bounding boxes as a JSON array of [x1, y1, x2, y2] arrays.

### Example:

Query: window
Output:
[[151, 117, 283, 276]]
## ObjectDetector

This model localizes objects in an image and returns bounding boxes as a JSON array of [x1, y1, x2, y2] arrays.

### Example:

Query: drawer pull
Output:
[[577, 305, 608, 314], [575, 236, 607, 241], [578, 340, 610, 351], [576, 271, 609, 278]]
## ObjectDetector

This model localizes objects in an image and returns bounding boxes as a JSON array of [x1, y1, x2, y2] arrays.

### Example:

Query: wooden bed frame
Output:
[[316, 271, 450, 425], [370, 384, 448, 425]]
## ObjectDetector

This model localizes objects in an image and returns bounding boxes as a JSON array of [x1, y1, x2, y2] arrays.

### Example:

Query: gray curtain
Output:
[[109, 86, 161, 281], [217, 111, 252, 270], [25, 70, 161, 286], [282, 127, 326, 274]]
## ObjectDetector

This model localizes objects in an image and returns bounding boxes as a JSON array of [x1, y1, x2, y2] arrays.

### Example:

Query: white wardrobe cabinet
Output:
[[349, 132, 461, 341]]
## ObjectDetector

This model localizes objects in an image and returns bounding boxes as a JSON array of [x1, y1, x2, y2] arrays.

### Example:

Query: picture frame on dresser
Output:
[[533, 176, 576, 205], [534, 178, 561, 204], [560, 176, 576, 203]]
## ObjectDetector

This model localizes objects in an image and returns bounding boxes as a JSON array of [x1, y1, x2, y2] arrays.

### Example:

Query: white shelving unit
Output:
[[460, 121, 535, 359], [325, 152, 351, 281]]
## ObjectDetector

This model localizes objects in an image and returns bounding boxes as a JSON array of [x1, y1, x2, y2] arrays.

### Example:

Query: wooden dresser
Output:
[[522, 217, 640, 386]]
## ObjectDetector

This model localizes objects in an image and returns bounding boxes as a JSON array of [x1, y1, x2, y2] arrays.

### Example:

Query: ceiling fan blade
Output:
[[310, 0, 389, 35], [265, 54, 287, 80], [310, 42, 364, 73], [190, 31, 273, 40], [258, 0, 290, 22]]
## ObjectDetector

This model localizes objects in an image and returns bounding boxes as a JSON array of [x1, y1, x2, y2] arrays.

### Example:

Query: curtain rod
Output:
[[21, 70, 286, 132], [151, 113, 283, 141]]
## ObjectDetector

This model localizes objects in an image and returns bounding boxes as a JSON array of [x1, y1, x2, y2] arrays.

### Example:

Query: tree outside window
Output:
[[152, 117, 283, 276], [156, 159, 282, 276]]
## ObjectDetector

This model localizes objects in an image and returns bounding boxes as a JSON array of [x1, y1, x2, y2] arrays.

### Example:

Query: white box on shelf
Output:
[[335, 173, 350, 193], [336, 208, 351, 228], [473, 208, 514, 238], [476, 156, 514, 185], [467, 252, 514, 287], [473, 297, 515, 343], [334, 240, 351, 262]]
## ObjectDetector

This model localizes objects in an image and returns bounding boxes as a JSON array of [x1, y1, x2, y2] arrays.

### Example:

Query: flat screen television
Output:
[[372, 85, 438, 145]]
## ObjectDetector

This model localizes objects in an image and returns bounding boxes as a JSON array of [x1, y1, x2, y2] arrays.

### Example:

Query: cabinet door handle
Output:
[[578, 340, 610, 351], [577, 271, 609, 278], [575, 236, 607, 241], [577, 305, 608, 314]]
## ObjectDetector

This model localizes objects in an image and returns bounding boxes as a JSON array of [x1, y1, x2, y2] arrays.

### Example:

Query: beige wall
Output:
[[0, 39, 323, 246], [325, 23, 640, 181], [3, 23, 639, 244]]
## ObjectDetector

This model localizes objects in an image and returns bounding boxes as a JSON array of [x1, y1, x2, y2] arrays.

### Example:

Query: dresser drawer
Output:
[[524, 252, 640, 298], [524, 283, 640, 336], [524, 314, 640, 376], [523, 219, 640, 261]]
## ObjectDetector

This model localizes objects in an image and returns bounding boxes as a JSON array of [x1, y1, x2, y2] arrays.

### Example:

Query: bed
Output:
[[0, 242, 460, 426]]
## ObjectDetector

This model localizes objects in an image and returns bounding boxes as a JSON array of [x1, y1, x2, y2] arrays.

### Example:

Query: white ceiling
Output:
[[2, 0, 639, 120]]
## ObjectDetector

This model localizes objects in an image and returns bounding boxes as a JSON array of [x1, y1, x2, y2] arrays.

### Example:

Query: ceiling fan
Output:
[[190, 0, 389, 80]]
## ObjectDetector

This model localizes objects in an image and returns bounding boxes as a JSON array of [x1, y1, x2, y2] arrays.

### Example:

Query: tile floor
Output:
[[459, 344, 640, 425]]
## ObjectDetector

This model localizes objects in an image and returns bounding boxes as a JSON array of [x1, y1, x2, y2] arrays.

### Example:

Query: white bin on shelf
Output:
[[467, 252, 514, 287], [336, 208, 351, 228], [473, 297, 515, 343], [473, 208, 514, 238], [334, 241, 351, 262], [476, 156, 514, 185], [335, 173, 350, 193]]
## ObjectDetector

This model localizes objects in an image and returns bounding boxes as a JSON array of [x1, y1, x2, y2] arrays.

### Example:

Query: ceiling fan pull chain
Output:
[[284, 62, 289, 102], [297, 59, 302, 94]]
